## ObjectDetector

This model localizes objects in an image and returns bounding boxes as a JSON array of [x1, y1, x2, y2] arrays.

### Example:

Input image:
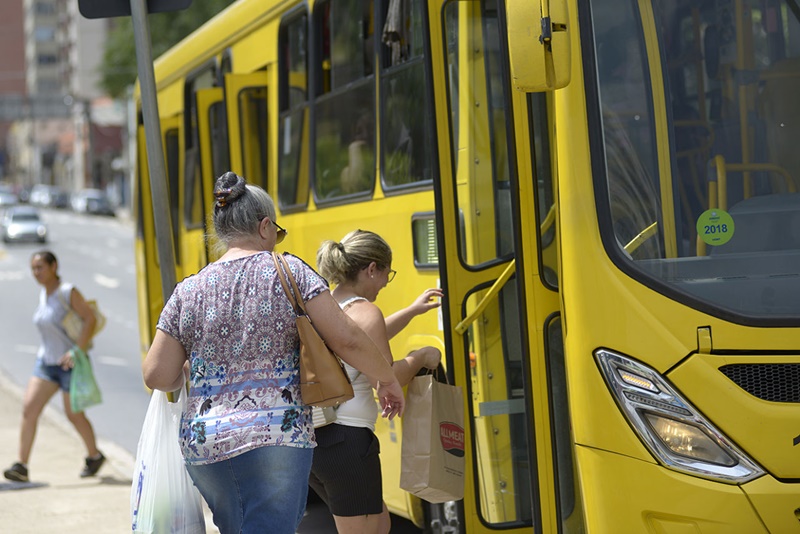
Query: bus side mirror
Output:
[[506, 0, 571, 91]]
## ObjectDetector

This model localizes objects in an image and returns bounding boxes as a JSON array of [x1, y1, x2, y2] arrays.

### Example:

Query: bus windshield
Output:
[[592, 0, 800, 322]]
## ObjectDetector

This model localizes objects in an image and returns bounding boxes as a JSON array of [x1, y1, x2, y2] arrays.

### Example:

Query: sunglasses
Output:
[[273, 220, 288, 244], [387, 269, 396, 283]]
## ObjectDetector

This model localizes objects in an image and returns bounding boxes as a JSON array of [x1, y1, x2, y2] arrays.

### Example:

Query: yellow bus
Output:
[[134, 0, 800, 532]]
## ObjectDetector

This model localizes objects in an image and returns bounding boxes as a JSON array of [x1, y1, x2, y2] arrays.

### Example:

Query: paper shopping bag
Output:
[[400, 374, 465, 503]]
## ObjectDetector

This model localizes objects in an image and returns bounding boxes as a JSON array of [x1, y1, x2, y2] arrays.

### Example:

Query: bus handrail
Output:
[[709, 156, 797, 211], [540, 204, 556, 236], [455, 260, 516, 335], [454, 209, 552, 335]]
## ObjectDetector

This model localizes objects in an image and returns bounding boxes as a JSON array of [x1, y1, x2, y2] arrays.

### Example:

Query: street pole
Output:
[[129, 0, 177, 302]]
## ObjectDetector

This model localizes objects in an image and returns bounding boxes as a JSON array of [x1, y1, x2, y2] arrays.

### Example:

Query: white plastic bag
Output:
[[131, 387, 206, 534]]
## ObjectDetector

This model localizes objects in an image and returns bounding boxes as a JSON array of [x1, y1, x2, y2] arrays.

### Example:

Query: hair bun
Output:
[[214, 172, 246, 208]]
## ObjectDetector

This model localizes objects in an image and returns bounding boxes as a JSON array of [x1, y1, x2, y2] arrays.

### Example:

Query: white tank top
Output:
[[334, 296, 379, 431]]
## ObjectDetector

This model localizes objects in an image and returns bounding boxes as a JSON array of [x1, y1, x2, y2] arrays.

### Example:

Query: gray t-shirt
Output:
[[33, 283, 74, 365]]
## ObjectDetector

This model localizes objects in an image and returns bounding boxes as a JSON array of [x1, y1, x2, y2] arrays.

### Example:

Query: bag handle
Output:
[[420, 366, 450, 385], [272, 252, 307, 317], [55, 283, 72, 313]]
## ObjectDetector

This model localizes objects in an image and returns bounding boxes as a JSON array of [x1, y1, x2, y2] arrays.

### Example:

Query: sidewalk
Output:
[[0, 369, 218, 533]]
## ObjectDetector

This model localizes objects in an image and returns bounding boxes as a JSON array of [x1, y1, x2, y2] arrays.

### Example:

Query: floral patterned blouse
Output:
[[156, 251, 328, 465]]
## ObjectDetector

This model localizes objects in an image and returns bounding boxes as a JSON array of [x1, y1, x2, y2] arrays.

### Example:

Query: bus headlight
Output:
[[595, 349, 764, 483], [643, 413, 736, 466]]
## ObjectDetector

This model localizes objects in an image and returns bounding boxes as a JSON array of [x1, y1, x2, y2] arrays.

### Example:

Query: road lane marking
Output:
[[0, 270, 26, 281], [94, 273, 120, 288], [97, 356, 129, 367]]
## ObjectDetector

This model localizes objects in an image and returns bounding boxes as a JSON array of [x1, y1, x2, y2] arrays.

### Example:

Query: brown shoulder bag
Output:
[[272, 252, 354, 407]]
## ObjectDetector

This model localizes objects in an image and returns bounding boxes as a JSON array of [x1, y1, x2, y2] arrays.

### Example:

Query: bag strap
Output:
[[55, 283, 72, 313], [421, 366, 450, 385], [272, 252, 306, 317]]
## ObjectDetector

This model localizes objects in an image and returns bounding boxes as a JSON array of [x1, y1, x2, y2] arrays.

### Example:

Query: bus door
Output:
[[136, 115, 182, 346], [429, 1, 563, 531], [225, 72, 269, 191], [193, 87, 228, 265]]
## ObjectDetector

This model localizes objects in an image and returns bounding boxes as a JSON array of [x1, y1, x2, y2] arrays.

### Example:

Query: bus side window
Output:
[[278, 11, 310, 209], [443, 0, 515, 267], [184, 69, 216, 231], [164, 128, 181, 265], [313, 0, 376, 201], [379, 0, 435, 188]]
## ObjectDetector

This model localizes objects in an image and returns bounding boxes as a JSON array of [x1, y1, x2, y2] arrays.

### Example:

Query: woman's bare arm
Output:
[[384, 288, 442, 339], [142, 330, 188, 392], [307, 291, 404, 418]]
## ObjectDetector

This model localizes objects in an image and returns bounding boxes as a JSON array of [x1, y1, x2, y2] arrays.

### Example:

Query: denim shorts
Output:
[[33, 359, 71, 392], [186, 445, 313, 534]]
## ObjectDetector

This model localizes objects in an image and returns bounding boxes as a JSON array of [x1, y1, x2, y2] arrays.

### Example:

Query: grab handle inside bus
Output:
[[455, 260, 516, 335]]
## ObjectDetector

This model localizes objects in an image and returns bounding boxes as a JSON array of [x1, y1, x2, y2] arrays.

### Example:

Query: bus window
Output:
[[184, 68, 216, 230], [592, 0, 800, 320], [313, 0, 376, 201], [379, 0, 435, 188], [165, 128, 181, 265], [444, 0, 514, 267], [213, 53, 232, 180], [278, 12, 309, 209], [529, 93, 558, 289], [595, 5, 664, 261], [237, 86, 268, 190], [465, 280, 532, 526], [209, 100, 230, 180]]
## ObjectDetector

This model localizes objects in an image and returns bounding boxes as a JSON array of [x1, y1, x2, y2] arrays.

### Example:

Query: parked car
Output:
[[0, 185, 18, 208], [71, 189, 116, 216], [1, 206, 47, 243], [30, 184, 70, 209]]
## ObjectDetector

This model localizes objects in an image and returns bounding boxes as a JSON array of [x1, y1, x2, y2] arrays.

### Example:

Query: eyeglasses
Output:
[[273, 220, 287, 244], [387, 269, 397, 283]]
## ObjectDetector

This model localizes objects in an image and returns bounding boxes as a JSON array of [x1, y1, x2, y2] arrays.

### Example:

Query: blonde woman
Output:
[[311, 229, 442, 534]]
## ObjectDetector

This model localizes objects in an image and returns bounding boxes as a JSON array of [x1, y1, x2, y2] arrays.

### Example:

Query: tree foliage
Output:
[[99, 1, 233, 98]]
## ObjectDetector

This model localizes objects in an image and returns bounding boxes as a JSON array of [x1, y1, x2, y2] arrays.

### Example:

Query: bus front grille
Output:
[[720, 363, 800, 403]]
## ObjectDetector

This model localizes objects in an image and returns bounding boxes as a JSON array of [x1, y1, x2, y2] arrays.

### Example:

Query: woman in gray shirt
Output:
[[4, 250, 104, 483]]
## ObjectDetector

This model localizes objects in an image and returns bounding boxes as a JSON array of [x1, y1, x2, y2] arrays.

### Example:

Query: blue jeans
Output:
[[186, 445, 313, 534]]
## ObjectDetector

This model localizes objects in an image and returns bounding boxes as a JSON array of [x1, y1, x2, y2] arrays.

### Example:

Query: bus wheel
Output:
[[423, 500, 461, 534]]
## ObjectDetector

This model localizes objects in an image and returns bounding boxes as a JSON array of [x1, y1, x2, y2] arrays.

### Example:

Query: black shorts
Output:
[[308, 424, 383, 517]]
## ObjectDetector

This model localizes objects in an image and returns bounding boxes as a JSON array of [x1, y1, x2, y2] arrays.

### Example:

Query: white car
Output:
[[1, 206, 47, 243]]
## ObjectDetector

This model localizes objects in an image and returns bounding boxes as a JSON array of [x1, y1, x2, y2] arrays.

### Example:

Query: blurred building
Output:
[[1, 0, 123, 196], [0, 1, 27, 180]]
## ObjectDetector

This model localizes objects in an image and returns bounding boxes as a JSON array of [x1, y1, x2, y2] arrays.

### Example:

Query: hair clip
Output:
[[214, 188, 232, 207]]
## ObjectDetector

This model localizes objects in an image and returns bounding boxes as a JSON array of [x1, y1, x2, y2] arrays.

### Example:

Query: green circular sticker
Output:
[[696, 209, 735, 246]]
